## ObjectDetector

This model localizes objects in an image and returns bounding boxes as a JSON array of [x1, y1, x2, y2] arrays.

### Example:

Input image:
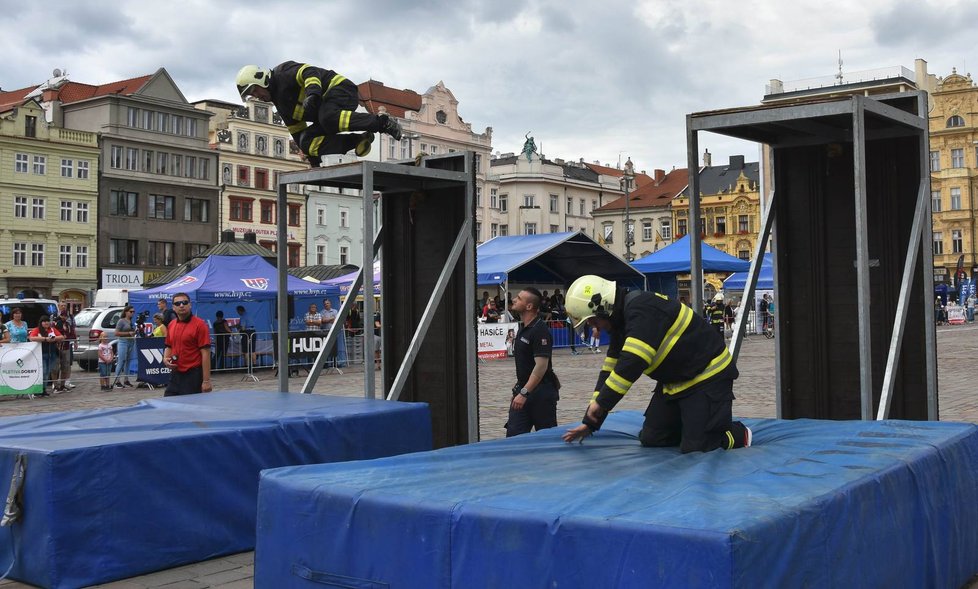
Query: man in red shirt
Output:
[[162, 293, 212, 396]]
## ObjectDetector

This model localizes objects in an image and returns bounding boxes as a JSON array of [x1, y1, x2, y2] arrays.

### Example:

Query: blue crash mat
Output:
[[256, 412, 978, 589], [0, 391, 431, 589]]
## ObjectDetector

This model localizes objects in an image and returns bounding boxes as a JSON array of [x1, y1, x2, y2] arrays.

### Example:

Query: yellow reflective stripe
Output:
[[295, 64, 311, 85], [601, 357, 617, 372], [326, 75, 346, 91], [287, 122, 306, 134], [304, 77, 322, 88], [339, 110, 352, 132], [662, 349, 733, 395], [648, 305, 693, 372], [725, 431, 735, 450], [308, 136, 324, 156], [591, 391, 600, 401], [623, 337, 655, 365], [605, 371, 632, 396], [293, 104, 304, 121]]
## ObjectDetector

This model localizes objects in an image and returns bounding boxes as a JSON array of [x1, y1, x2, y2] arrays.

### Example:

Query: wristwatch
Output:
[[519, 387, 529, 397]]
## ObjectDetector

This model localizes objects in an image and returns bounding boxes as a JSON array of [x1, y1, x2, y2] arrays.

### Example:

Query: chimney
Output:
[[221, 230, 235, 243], [243, 232, 258, 244], [703, 148, 712, 167], [728, 155, 745, 170], [654, 169, 665, 183]]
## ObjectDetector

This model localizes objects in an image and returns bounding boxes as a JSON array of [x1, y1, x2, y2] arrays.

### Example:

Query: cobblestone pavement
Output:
[[1, 326, 976, 588]]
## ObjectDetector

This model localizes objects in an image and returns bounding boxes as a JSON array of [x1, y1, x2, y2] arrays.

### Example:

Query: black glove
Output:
[[302, 93, 321, 114], [582, 402, 608, 432]]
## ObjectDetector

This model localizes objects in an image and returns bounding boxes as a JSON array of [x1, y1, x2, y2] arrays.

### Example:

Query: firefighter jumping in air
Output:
[[562, 275, 752, 452], [236, 62, 402, 167]]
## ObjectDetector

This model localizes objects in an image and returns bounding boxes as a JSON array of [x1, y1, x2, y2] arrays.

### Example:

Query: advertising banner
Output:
[[0, 342, 43, 396], [478, 321, 518, 360], [137, 336, 171, 386]]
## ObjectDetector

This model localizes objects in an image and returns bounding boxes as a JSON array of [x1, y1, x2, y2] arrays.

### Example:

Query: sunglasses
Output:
[[172, 300, 190, 307]]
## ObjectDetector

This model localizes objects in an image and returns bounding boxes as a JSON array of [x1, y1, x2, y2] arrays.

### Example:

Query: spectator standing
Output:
[[5, 307, 29, 343], [112, 307, 136, 388], [28, 315, 63, 395], [157, 298, 176, 327], [968, 294, 975, 323], [320, 299, 340, 369], [163, 293, 212, 396], [213, 311, 232, 370], [304, 303, 322, 330], [97, 333, 114, 391], [53, 302, 77, 390]]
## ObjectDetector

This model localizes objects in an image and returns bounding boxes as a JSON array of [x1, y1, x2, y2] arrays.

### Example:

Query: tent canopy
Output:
[[630, 235, 751, 274], [723, 253, 774, 291], [476, 232, 645, 288]]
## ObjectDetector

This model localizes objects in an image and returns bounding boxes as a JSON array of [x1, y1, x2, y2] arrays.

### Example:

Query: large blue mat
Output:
[[0, 391, 431, 589], [256, 412, 978, 589]]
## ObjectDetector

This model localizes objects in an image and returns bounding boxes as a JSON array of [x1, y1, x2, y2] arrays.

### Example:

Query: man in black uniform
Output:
[[506, 287, 560, 437], [562, 275, 751, 452], [707, 293, 726, 336], [236, 62, 402, 166]]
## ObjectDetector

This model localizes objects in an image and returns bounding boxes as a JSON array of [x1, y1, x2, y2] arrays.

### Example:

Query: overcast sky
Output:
[[3, 0, 975, 172]]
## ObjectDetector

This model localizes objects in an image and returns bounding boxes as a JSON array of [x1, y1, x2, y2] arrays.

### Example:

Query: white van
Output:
[[0, 298, 60, 328], [94, 288, 137, 308]]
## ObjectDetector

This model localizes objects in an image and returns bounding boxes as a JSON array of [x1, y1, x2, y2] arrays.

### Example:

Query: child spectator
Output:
[[98, 333, 115, 391]]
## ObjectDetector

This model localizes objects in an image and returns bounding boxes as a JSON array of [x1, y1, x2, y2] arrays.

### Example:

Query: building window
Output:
[[33, 155, 46, 175], [660, 219, 672, 240], [738, 250, 750, 260], [76, 245, 88, 268], [171, 154, 182, 176], [12, 243, 26, 266], [148, 241, 175, 266], [500, 224, 509, 236], [738, 215, 749, 233], [524, 222, 537, 235], [110, 190, 138, 216], [499, 194, 508, 212], [475, 222, 482, 240], [139, 149, 152, 173], [15, 153, 28, 173], [642, 221, 653, 241], [947, 115, 965, 128], [549, 194, 558, 213], [287, 244, 301, 267], [430, 145, 438, 155], [474, 153, 482, 173], [109, 239, 139, 265], [491, 223, 498, 238], [142, 109, 154, 130], [677, 219, 687, 237], [255, 168, 269, 190], [550, 224, 558, 234], [932, 190, 942, 212], [60, 245, 72, 268], [339, 246, 349, 265], [930, 151, 940, 172], [260, 200, 275, 224], [77, 160, 90, 179], [490, 189, 498, 209], [32, 198, 45, 219], [14, 196, 27, 218], [126, 147, 138, 171], [952, 229, 964, 253], [316, 245, 326, 265], [61, 159, 73, 178], [76, 202, 89, 223], [184, 198, 210, 223], [111, 146, 123, 169], [148, 194, 175, 220], [185, 156, 196, 178], [229, 198, 253, 221], [60, 200, 72, 221], [951, 187, 962, 210], [317, 207, 326, 225], [625, 221, 635, 245], [25, 115, 37, 138], [238, 165, 250, 187], [157, 112, 169, 133], [602, 224, 614, 244], [339, 207, 349, 228], [523, 194, 535, 208], [579, 199, 585, 216], [171, 115, 184, 135], [259, 240, 276, 253], [288, 204, 301, 227], [933, 232, 944, 255], [31, 243, 44, 266], [185, 243, 208, 261], [951, 148, 965, 168], [199, 159, 210, 181], [127, 107, 139, 127], [157, 152, 169, 175], [716, 217, 726, 235], [477, 187, 483, 207]]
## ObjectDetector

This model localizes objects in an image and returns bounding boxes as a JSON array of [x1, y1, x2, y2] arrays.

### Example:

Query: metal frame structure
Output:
[[686, 91, 936, 420], [274, 153, 478, 443]]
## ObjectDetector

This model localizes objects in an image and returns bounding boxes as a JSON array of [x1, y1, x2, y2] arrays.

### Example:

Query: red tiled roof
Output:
[[0, 85, 35, 112], [585, 162, 655, 188], [55, 74, 153, 104], [594, 168, 689, 212], [358, 80, 422, 118]]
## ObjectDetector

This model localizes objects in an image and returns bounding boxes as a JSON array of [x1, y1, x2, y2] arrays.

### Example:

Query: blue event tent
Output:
[[630, 235, 751, 274], [723, 253, 774, 291], [476, 232, 645, 288]]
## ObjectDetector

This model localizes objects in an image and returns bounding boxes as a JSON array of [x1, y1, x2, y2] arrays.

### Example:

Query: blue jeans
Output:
[[115, 338, 133, 380]]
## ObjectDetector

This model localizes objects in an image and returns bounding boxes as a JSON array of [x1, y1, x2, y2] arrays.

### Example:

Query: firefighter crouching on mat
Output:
[[236, 62, 402, 167], [561, 275, 752, 452]]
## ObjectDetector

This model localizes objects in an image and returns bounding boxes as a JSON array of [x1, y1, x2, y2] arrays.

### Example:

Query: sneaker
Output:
[[65, 382, 76, 389], [379, 114, 402, 141], [744, 425, 752, 448], [114, 382, 124, 388], [355, 132, 374, 157], [728, 422, 752, 449], [123, 381, 134, 388]]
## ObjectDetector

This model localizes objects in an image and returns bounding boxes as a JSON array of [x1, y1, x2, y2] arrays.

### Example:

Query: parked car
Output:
[[0, 298, 60, 329], [74, 306, 124, 371]]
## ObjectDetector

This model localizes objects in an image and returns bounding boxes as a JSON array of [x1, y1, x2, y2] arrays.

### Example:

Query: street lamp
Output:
[[621, 157, 635, 261]]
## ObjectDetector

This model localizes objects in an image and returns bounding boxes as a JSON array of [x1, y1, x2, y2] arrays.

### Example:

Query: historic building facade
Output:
[[592, 167, 685, 261], [0, 96, 99, 306], [194, 98, 307, 267], [929, 70, 978, 290]]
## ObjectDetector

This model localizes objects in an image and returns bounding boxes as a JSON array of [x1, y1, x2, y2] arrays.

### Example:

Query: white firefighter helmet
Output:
[[236, 65, 270, 100], [566, 275, 617, 328]]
